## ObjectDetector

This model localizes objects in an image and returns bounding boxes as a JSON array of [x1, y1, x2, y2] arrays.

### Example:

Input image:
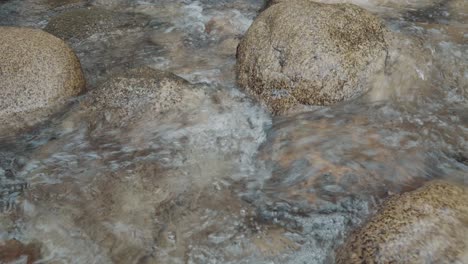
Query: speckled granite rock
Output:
[[336, 181, 468, 264], [80, 67, 205, 128], [44, 8, 148, 41], [264, 0, 445, 11], [0, 27, 85, 136], [237, 0, 388, 114]]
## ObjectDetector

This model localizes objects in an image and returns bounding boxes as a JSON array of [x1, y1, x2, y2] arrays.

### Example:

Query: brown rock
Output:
[[336, 181, 468, 263], [0, 240, 41, 264], [0, 27, 86, 136], [237, 0, 388, 114]]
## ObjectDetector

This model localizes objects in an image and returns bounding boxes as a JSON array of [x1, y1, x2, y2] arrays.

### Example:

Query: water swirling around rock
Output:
[[0, 0, 466, 263]]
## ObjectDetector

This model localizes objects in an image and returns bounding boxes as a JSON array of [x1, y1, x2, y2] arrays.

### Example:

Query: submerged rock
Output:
[[237, 0, 388, 114], [80, 67, 205, 129], [45, 0, 84, 8], [44, 7, 148, 41], [0, 240, 41, 264], [336, 181, 468, 263], [0, 27, 85, 136], [448, 0, 468, 22]]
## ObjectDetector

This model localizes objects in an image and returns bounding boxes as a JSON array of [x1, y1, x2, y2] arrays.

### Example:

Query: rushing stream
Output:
[[0, 0, 467, 263]]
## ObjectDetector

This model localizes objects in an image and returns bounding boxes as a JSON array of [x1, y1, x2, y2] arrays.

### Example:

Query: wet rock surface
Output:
[[265, 0, 447, 12], [0, 27, 86, 136], [45, 0, 85, 8], [0, 0, 466, 263], [45, 7, 148, 41], [0, 239, 41, 264], [237, 0, 388, 114], [79, 67, 205, 130], [336, 181, 468, 263]]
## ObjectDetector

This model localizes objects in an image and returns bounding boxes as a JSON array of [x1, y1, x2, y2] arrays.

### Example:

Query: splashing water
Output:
[[0, 0, 467, 263]]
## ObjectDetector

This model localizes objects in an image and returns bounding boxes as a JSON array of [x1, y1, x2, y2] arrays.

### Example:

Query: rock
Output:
[[91, 0, 127, 8], [0, 27, 86, 136], [0, 240, 41, 264], [80, 67, 204, 129], [237, 0, 388, 114], [44, 8, 148, 41], [264, 0, 445, 12], [448, 0, 468, 23], [336, 181, 468, 264], [45, 0, 84, 8], [217, 37, 240, 57]]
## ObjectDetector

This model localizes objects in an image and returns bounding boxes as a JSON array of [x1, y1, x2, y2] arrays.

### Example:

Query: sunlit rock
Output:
[[0, 27, 85, 136], [237, 0, 388, 114], [264, 0, 446, 12], [336, 181, 468, 263]]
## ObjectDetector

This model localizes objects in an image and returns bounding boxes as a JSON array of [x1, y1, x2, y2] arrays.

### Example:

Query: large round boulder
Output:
[[237, 0, 388, 114], [336, 181, 468, 263], [0, 27, 86, 136], [264, 0, 445, 11]]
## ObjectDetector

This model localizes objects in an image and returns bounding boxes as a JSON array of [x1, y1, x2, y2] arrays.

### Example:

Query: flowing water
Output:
[[0, 0, 467, 263]]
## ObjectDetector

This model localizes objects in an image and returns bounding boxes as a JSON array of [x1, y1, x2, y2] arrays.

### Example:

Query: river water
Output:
[[0, 0, 467, 263]]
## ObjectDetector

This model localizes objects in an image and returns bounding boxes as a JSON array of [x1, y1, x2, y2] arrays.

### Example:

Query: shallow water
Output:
[[0, 0, 467, 263]]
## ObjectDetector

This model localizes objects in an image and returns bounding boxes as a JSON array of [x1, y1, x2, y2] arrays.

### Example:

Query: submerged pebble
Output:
[[45, 7, 149, 42]]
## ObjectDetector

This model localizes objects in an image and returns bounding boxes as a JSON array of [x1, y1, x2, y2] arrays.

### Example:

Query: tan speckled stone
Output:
[[264, 0, 446, 11], [336, 181, 468, 264], [81, 67, 205, 128], [0, 27, 85, 136], [237, 0, 388, 114]]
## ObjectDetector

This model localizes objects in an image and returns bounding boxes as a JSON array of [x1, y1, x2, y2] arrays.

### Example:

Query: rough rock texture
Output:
[[80, 67, 205, 129], [336, 181, 468, 264], [44, 8, 148, 41], [0, 27, 86, 136], [237, 0, 388, 114], [264, 0, 445, 11]]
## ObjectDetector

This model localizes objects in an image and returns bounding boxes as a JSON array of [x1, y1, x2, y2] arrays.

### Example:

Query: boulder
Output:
[[264, 0, 445, 11], [336, 181, 468, 263], [0, 27, 86, 136], [237, 0, 388, 114], [80, 67, 205, 129]]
